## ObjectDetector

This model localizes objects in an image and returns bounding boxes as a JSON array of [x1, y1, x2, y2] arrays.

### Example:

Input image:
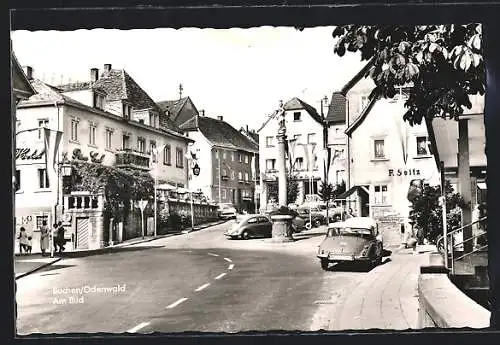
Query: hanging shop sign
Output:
[[16, 148, 45, 160], [388, 168, 421, 177]]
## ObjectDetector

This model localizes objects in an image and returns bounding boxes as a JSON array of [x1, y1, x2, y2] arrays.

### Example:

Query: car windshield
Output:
[[336, 227, 372, 236]]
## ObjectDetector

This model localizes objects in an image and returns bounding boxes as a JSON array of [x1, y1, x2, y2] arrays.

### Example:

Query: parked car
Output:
[[266, 208, 305, 233], [217, 203, 237, 220], [224, 214, 272, 239], [317, 217, 383, 270], [296, 207, 325, 229]]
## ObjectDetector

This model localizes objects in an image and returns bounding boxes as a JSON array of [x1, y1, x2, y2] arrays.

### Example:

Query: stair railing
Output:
[[436, 216, 487, 275]]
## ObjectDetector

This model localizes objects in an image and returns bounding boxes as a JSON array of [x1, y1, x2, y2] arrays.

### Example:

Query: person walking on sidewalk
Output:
[[40, 220, 50, 256], [17, 227, 32, 255], [52, 223, 60, 253], [56, 221, 66, 253]]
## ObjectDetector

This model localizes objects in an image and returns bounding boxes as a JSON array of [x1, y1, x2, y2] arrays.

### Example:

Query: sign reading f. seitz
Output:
[[16, 147, 45, 160], [388, 168, 421, 177]]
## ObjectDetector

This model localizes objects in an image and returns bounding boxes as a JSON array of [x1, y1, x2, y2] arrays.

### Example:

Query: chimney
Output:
[[23, 66, 33, 80], [246, 124, 249, 132], [90, 68, 99, 83], [104, 64, 112, 73], [200, 109, 205, 116], [217, 116, 223, 121]]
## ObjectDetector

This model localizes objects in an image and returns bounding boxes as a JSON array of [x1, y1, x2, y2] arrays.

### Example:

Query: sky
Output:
[[11, 27, 366, 131]]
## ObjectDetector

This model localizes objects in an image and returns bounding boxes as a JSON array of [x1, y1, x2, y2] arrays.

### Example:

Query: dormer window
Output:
[[93, 92, 105, 110], [122, 103, 131, 119]]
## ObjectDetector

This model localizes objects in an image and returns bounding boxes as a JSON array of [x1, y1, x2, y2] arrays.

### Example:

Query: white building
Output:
[[258, 97, 326, 207]]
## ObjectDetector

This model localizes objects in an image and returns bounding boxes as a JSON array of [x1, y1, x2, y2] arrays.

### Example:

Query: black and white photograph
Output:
[[11, 12, 493, 335]]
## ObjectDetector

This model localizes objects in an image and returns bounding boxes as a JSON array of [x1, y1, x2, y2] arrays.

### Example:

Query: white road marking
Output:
[[166, 297, 188, 309], [207, 253, 219, 257], [224, 257, 232, 262], [127, 322, 150, 333], [215, 273, 227, 280], [195, 283, 210, 292], [228, 264, 234, 270]]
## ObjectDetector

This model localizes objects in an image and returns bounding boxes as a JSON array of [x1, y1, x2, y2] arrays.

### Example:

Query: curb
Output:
[[15, 257, 63, 280], [45, 220, 228, 259]]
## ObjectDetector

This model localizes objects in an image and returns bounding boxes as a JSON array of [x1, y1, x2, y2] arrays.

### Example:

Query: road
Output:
[[16, 221, 426, 334]]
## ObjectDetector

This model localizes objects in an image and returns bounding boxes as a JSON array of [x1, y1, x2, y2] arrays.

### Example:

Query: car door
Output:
[[245, 217, 259, 236], [258, 216, 272, 237]]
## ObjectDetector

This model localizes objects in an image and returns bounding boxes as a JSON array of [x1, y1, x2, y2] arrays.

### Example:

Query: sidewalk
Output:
[[13, 220, 227, 278]]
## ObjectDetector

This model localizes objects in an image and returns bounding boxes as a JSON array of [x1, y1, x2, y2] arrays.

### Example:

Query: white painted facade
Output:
[[259, 104, 326, 207]]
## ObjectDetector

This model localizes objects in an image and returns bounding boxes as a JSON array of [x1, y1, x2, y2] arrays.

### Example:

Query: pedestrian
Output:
[[406, 221, 418, 255], [52, 223, 59, 253], [17, 227, 32, 255], [56, 221, 66, 252], [400, 222, 406, 247], [39, 220, 50, 256]]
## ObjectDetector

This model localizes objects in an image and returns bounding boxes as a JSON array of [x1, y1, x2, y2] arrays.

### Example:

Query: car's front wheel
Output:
[[241, 231, 250, 240], [320, 258, 329, 271]]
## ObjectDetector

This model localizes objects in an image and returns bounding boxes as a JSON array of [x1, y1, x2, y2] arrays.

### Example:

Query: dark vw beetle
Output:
[[317, 217, 383, 270]]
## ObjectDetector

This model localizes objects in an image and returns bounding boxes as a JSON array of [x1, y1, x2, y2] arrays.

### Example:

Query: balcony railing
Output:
[[115, 148, 150, 171]]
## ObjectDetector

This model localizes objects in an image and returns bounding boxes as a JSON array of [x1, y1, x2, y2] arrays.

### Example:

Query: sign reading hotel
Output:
[[16, 148, 45, 160], [388, 168, 421, 177]]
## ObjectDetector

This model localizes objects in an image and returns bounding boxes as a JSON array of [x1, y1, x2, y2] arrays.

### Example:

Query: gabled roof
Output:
[[157, 97, 188, 117], [181, 116, 258, 153], [240, 128, 259, 145], [325, 92, 347, 124], [58, 68, 180, 132], [11, 51, 36, 99], [284, 97, 324, 124]]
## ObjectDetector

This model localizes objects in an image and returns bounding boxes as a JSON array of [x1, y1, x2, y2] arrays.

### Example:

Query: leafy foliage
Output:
[[332, 24, 484, 125], [319, 180, 334, 203], [409, 180, 466, 243], [267, 177, 299, 205], [333, 180, 346, 198], [71, 161, 154, 218]]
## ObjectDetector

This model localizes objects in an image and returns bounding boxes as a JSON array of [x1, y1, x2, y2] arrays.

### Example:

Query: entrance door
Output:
[[76, 217, 90, 249]]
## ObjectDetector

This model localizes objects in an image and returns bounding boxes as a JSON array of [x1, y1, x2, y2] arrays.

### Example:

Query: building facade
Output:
[[15, 65, 192, 249], [343, 87, 441, 246], [258, 97, 326, 207], [180, 114, 259, 212]]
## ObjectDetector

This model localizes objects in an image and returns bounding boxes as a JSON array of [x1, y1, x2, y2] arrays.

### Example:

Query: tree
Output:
[[319, 180, 334, 223], [332, 24, 484, 125], [409, 180, 466, 244], [333, 180, 346, 198], [267, 175, 299, 206]]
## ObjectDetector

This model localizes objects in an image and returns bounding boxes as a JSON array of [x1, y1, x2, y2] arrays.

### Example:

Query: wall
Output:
[[346, 77, 376, 125], [62, 89, 93, 107]]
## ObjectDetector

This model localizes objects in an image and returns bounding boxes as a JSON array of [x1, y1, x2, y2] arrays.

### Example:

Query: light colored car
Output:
[[317, 217, 383, 270], [217, 203, 237, 220], [224, 214, 272, 239]]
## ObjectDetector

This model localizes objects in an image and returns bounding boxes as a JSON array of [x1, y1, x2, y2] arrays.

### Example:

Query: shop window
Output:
[[374, 185, 388, 204]]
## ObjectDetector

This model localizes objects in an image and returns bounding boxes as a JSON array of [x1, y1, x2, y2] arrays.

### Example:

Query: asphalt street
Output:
[[16, 221, 424, 334]]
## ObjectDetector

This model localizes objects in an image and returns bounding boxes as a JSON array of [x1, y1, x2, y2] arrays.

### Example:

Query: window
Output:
[[293, 134, 302, 144], [307, 133, 316, 145], [295, 157, 304, 170], [222, 189, 227, 199], [223, 151, 227, 160], [245, 172, 249, 181], [93, 93, 105, 109], [238, 172, 243, 181], [336, 170, 345, 184], [164, 145, 171, 165], [231, 171, 236, 180], [361, 95, 369, 110], [416, 136, 429, 156], [122, 103, 131, 119], [70, 119, 79, 142], [105, 128, 113, 149], [36, 215, 48, 230], [266, 159, 276, 171], [293, 112, 301, 121], [266, 136, 274, 147], [137, 138, 146, 153], [244, 155, 249, 164], [89, 124, 97, 146], [38, 169, 49, 188], [122, 134, 130, 150], [139, 119, 145, 124], [232, 152, 235, 161], [222, 169, 227, 177], [150, 141, 157, 162], [176, 148, 184, 168], [374, 185, 388, 204], [38, 119, 49, 139], [215, 150, 219, 159], [239, 154, 243, 163], [15, 170, 21, 191], [374, 139, 385, 159]]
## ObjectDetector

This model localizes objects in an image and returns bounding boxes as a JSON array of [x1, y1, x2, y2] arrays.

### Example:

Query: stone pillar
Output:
[[270, 214, 294, 243], [277, 130, 287, 207], [458, 119, 472, 253]]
